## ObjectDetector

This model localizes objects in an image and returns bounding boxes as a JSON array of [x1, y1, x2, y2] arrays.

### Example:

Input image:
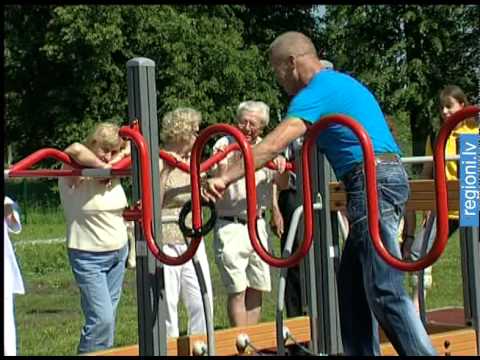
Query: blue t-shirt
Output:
[[286, 69, 401, 179]]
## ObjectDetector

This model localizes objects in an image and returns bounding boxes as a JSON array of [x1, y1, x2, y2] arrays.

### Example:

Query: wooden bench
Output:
[[330, 179, 459, 211]]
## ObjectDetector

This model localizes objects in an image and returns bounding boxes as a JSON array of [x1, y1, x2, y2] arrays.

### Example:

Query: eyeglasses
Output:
[[238, 121, 261, 131]]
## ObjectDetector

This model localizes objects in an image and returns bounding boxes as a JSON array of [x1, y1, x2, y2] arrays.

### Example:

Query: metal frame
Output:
[[127, 57, 168, 356], [460, 226, 480, 353], [296, 145, 480, 355], [125, 58, 479, 356], [298, 147, 343, 355]]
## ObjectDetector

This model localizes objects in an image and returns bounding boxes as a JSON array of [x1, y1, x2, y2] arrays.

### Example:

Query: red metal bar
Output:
[[7, 148, 131, 178], [6, 169, 131, 178], [9, 148, 80, 172], [307, 107, 479, 272], [102, 142, 294, 174], [202, 143, 295, 173], [119, 125, 199, 266], [190, 124, 305, 268], [424, 105, 480, 267], [111, 156, 131, 170]]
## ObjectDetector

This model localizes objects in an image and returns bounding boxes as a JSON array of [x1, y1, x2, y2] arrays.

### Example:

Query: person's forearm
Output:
[[222, 140, 278, 185], [65, 143, 106, 168], [220, 118, 307, 186], [109, 142, 131, 165]]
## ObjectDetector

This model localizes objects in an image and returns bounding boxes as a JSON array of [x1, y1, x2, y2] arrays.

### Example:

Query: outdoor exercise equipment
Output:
[[7, 53, 478, 356]]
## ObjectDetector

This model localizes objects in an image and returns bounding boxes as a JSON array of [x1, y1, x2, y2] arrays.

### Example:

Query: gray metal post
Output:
[[127, 57, 167, 356], [301, 149, 343, 355], [460, 226, 480, 353]]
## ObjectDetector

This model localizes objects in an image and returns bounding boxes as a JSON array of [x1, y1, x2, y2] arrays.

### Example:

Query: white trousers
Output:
[[4, 294, 16, 356], [162, 241, 213, 338]]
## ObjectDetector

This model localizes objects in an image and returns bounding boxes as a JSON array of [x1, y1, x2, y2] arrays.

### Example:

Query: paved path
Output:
[[14, 237, 65, 246]]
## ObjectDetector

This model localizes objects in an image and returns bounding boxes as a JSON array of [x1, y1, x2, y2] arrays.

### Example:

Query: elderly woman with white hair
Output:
[[158, 107, 213, 338], [211, 101, 289, 327]]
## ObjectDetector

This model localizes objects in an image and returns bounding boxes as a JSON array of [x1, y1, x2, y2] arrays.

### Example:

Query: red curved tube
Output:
[[119, 125, 199, 266], [7, 147, 131, 178], [423, 105, 479, 267], [110, 142, 294, 174], [306, 107, 479, 272], [202, 143, 295, 173], [7, 169, 131, 178], [9, 148, 80, 172], [190, 124, 306, 268]]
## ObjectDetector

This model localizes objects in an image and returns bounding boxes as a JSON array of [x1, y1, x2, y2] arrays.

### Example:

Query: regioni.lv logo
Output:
[[459, 134, 479, 227]]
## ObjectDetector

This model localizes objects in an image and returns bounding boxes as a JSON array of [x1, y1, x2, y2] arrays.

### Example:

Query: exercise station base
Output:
[[87, 307, 478, 356]]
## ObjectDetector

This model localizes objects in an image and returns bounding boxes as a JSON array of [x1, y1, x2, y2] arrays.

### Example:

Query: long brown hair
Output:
[[439, 85, 476, 128], [439, 85, 469, 108]]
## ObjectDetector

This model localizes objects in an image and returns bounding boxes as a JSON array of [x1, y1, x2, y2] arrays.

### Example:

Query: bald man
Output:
[[204, 31, 436, 356]]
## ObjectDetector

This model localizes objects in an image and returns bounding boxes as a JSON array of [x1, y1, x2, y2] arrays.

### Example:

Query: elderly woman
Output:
[[211, 101, 288, 327], [158, 107, 213, 338], [58, 122, 130, 354]]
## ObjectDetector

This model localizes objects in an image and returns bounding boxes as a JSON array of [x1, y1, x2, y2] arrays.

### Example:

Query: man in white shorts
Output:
[[212, 100, 289, 326]]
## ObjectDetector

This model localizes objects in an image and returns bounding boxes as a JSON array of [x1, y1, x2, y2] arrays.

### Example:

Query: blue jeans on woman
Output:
[[68, 245, 128, 354], [337, 158, 436, 356]]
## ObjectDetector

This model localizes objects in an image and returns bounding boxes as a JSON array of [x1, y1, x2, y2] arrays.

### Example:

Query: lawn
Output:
[[10, 209, 464, 356]]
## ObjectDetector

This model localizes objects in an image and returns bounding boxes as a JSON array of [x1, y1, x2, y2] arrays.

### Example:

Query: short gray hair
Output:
[[236, 101, 270, 128], [160, 107, 201, 144]]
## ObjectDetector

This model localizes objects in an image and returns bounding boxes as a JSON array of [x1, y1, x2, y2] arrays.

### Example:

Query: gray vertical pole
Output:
[[460, 226, 480, 353], [126, 57, 167, 356], [295, 148, 320, 354], [314, 152, 343, 354], [301, 149, 343, 355]]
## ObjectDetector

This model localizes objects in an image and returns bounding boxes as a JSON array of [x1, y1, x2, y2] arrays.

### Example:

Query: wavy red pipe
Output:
[[308, 107, 478, 271], [190, 124, 307, 268], [113, 143, 294, 174], [119, 125, 200, 265]]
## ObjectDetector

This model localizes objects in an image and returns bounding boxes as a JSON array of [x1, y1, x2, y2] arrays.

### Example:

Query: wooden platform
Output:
[[88, 308, 478, 356], [178, 315, 310, 356], [380, 307, 477, 356], [87, 338, 178, 356]]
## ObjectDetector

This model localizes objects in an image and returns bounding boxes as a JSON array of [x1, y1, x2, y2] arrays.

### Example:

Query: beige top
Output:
[[212, 136, 275, 218], [58, 177, 128, 252], [160, 156, 192, 245]]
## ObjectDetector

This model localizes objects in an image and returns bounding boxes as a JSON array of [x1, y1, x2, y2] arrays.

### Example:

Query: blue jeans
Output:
[[68, 245, 128, 354], [337, 159, 436, 356]]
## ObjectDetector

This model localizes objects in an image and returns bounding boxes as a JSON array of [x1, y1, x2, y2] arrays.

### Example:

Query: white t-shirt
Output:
[[212, 136, 276, 218], [59, 177, 128, 252]]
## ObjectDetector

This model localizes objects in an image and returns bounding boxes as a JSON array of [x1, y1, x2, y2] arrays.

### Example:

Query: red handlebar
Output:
[[190, 124, 309, 268], [119, 124, 202, 265], [9, 148, 80, 172], [8, 148, 130, 177], [113, 143, 294, 174], [310, 107, 478, 272]]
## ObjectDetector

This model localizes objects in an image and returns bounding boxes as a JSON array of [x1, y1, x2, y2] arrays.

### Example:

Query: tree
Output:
[[321, 5, 479, 163], [4, 5, 284, 160]]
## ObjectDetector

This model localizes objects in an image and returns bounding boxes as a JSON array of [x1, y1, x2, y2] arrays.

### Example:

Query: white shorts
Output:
[[214, 218, 271, 294]]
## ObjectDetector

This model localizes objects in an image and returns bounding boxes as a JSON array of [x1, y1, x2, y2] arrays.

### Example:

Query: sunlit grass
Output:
[[12, 208, 463, 355]]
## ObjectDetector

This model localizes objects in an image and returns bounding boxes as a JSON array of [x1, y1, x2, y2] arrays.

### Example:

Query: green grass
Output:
[[11, 209, 463, 356]]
